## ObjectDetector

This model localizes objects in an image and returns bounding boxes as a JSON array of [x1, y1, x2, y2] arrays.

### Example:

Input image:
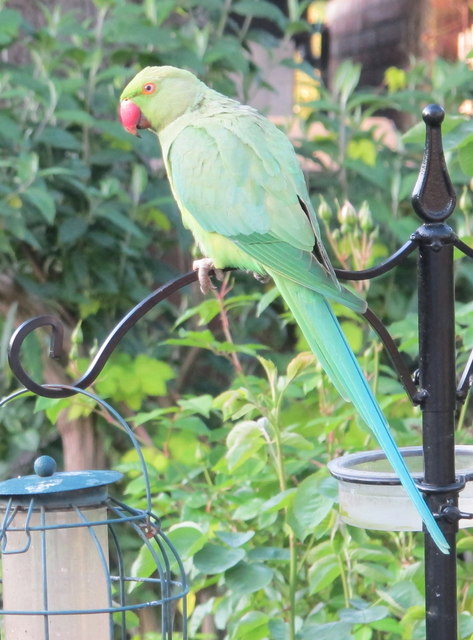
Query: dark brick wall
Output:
[[325, 0, 470, 88], [326, 0, 423, 87]]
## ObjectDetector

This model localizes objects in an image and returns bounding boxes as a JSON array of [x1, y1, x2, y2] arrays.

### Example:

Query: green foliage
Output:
[[1, 2, 473, 639], [0, 0, 286, 332], [116, 345, 447, 640]]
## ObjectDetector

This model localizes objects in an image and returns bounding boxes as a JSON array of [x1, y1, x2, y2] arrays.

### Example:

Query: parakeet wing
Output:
[[165, 114, 365, 312]]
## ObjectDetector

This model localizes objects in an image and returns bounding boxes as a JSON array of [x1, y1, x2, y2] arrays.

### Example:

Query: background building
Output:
[[325, 0, 472, 87]]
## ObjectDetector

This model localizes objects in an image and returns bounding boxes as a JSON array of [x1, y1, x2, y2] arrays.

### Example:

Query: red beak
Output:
[[119, 100, 151, 136]]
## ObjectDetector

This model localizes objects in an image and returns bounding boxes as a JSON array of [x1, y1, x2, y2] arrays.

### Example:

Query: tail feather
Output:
[[271, 273, 449, 554]]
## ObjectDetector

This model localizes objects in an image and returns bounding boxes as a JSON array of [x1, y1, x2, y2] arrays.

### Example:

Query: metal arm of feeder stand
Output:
[[7, 271, 200, 398], [8, 252, 429, 407], [8, 235, 425, 404]]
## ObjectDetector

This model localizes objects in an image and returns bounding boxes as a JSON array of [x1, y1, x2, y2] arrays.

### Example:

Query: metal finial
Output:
[[411, 104, 456, 223], [422, 103, 445, 127], [34, 455, 57, 477]]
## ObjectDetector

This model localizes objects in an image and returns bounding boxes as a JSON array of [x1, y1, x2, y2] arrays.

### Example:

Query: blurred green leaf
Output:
[[58, 217, 88, 244], [225, 420, 266, 471], [24, 187, 56, 224], [167, 522, 208, 560], [458, 141, 473, 176], [225, 561, 273, 594], [232, 611, 269, 640], [37, 127, 82, 150], [287, 474, 334, 541], [233, 0, 287, 28], [332, 60, 361, 105], [308, 552, 341, 594], [301, 621, 353, 640], [194, 543, 245, 574], [0, 8, 22, 47], [216, 530, 255, 547], [339, 605, 389, 623]]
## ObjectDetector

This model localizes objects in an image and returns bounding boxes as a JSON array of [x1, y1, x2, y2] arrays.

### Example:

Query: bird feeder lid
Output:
[[0, 456, 122, 507]]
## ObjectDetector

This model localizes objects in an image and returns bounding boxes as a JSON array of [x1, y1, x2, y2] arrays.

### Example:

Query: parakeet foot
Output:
[[193, 258, 224, 294], [251, 272, 271, 284]]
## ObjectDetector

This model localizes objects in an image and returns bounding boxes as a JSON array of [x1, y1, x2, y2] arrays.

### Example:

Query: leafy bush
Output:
[[0, 0, 298, 467]]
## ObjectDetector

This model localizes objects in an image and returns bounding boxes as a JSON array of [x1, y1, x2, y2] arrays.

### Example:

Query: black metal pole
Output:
[[412, 105, 458, 640], [417, 224, 458, 639]]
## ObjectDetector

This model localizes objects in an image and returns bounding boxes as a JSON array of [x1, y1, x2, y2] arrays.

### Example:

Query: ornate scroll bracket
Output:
[[8, 271, 199, 398]]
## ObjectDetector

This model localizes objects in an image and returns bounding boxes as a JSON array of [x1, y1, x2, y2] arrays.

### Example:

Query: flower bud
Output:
[[358, 200, 373, 231], [459, 186, 472, 214], [317, 197, 332, 224], [338, 200, 357, 228]]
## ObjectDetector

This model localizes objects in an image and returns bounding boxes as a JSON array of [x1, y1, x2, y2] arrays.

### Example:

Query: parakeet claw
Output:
[[193, 258, 224, 294], [252, 272, 271, 284]]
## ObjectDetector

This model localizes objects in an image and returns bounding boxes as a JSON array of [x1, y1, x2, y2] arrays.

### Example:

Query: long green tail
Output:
[[272, 273, 449, 554]]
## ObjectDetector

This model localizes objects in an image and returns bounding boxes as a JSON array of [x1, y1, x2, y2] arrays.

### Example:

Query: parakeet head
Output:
[[119, 66, 204, 135]]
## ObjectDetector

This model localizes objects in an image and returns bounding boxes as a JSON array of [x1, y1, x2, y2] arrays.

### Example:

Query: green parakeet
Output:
[[120, 66, 448, 554]]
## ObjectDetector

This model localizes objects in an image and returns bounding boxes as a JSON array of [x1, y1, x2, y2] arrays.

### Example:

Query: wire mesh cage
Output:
[[0, 388, 188, 640]]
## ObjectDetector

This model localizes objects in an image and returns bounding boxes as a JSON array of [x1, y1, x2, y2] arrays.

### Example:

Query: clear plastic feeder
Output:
[[328, 446, 473, 531]]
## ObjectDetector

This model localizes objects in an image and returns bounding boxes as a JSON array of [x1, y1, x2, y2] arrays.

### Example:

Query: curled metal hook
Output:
[[8, 315, 65, 397], [8, 270, 200, 398]]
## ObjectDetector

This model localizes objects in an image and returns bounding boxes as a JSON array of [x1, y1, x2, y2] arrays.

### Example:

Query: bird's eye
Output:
[[142, 82, 156, 94]]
